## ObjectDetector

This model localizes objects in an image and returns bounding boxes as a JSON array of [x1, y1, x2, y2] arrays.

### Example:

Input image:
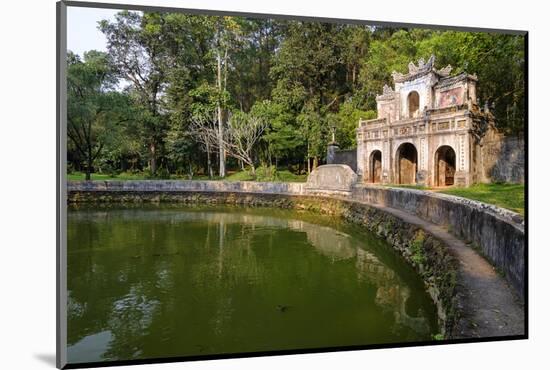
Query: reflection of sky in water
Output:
[[68, 330, 112, 363], [110, 286, 160, 330], [67, 206, 437, 363]]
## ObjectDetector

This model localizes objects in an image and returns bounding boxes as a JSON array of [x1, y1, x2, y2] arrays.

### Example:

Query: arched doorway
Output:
[[370, 150, 382, 183], [396, 143, 418, 184], [434, 146, 456, 186], [408, 91, 420, 118]]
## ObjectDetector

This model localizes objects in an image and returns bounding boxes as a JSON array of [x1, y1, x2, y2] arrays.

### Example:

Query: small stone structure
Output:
[[356, 55, 499, 187], [305, 164, 358, 195]]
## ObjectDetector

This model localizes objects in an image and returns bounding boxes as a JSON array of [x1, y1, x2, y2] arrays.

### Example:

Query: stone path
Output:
[[366, 201, 525, 338]]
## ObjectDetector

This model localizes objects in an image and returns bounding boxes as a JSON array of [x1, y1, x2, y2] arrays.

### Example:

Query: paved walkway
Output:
[[364, 201, 525, 338]]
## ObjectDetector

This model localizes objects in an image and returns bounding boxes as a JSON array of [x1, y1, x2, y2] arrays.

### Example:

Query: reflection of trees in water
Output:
[[355, 248, 430, 335], [67, 209, 434, 362], [215, 212, 431, 336], [103, 284, 160, 360], [67, 213, 176, 360]]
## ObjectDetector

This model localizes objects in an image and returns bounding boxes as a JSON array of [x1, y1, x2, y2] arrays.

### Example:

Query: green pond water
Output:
[[67, 204, 438, 364]]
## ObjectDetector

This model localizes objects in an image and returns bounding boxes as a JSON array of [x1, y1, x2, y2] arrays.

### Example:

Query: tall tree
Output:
[[229, 18, 282, 111], [67, 51, 130, 180], [211, 17, 243, 177], [270, 21, 350, 170], [100, 11, 170, 175], [160, 14, 217, 177]]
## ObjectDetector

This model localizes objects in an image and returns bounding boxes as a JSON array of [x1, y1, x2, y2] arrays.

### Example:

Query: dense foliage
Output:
[[67, 11, 525, 178]]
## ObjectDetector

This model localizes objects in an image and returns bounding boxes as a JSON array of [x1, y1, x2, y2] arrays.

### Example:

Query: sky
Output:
[[67, 6, 121, 57]]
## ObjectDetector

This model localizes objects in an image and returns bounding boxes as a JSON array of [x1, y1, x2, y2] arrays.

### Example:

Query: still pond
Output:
[[67, 204, 438, 363]]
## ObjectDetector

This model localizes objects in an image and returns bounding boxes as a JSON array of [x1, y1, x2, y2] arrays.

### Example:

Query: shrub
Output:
[[254, 165, 278, 182], [411, 230, 427, 266]]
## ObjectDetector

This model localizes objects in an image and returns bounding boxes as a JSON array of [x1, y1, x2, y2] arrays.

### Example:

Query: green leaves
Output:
[[331, 102, 376, 148], [67, 50, 133, 178], [252, 100, 304, 159]]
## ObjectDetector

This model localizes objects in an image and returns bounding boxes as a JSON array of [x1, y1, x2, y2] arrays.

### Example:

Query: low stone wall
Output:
[[351, 185, 525, 298], [68, 180, 306, 195], [68, 180, 525, 299]]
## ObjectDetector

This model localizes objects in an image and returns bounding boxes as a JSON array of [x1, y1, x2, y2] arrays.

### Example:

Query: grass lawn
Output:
[[277, 170, 308, 182], [68, 169, 307, 183], [436, 183, 525, 215], [225, 169, 307, 182], [67, 172, 151, 181], [384, 183, 524, 215]]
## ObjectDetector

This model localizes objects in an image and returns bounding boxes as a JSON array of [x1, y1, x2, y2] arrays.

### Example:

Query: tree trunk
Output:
[[206, 142, 213, 179], [217, 105, 225, 177], [86, 148, 92, 181], [187, 162, 194, 180], [307, 142, 311, 174], [216, 51, 226, 178], [150, 142, 157, 175]]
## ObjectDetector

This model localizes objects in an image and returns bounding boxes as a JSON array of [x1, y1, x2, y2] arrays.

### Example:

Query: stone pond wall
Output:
[[68, 179, 525, 300], [350, 185, 525, 299], [68, 180, 307, 195]]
